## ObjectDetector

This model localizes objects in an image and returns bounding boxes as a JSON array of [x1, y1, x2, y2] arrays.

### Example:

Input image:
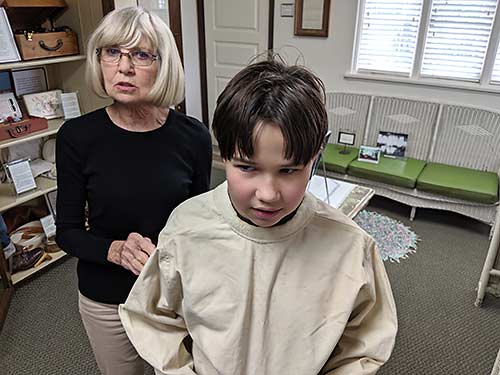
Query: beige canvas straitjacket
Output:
[[119, 182, 397, 375]]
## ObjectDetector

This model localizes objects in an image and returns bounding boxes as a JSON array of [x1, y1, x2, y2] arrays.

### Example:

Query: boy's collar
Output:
[[232, 201, 300, 228], [213, 181, 317, 243]]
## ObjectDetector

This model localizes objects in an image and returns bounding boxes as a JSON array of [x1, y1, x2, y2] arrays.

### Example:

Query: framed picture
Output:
[[23, 90, 64, 119], [358, 145, 381, 164], [281, 3, 294, 17], [294, 0, 331, 37], [377, 131, 408, 158], [338, 131, 355, 146]]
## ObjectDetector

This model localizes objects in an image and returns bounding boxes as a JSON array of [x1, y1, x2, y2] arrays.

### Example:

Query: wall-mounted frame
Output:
[[294, 0, 331, 37]]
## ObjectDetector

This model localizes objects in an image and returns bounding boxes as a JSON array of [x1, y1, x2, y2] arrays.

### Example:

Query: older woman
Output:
[[55, 7, 212, 375]]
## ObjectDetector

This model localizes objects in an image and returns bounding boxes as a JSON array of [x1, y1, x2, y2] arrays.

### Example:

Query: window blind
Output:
[[421, 0, 497, 81], [491, 43, 500, 83], [356, 0, 423, 75]]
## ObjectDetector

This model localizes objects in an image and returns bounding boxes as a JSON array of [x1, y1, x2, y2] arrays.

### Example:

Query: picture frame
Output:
[[338, 131, 355, 146], [358, 145, 381, 164], [376, 130, 408, 158], [294, 0, 331, 37], [23, 90, 64, 119], [281, 3, 294, 17]]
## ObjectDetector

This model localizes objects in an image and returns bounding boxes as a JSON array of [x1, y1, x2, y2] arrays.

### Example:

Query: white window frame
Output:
[[349, 0, 500, 93]]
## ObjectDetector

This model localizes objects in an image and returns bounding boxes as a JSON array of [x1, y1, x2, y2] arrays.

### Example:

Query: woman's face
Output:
[[100, 42, 158, 105]]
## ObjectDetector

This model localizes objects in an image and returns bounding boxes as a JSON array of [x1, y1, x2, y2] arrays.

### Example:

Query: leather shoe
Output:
[[12, 248, 44, 273]]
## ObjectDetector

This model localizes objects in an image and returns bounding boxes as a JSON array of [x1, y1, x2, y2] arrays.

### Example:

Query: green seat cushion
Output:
[[417, 163, 499, 204], [348, 156, 426, 188], [321, 144, 359, 174]]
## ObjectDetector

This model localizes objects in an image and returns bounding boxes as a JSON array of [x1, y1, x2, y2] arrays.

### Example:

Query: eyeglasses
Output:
[[96, 47, 160, 67]]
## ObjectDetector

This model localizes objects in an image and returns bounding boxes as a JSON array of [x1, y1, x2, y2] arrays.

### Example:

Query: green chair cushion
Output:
[[348, 156, 426, 188], [321, 144, 359, 174], [417, 163, 499, 204]]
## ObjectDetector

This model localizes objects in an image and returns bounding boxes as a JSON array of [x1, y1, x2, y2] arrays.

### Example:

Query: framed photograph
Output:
[[358, 145, 381, 164], [294, 0, 331, 37], [377, 131, 408, 158], [23, 90, 64, 119], [338, 131, 355, 146]]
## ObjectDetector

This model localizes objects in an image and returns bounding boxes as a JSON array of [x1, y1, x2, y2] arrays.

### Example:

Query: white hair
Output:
[[86, 6, 184, 107]]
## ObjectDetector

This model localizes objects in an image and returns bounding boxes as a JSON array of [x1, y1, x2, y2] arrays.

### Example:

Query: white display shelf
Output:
[[0, 118, 64, 150], [0, 177, 57, 213], [0, 55, 86, 71], [12, 250, 67, 285]]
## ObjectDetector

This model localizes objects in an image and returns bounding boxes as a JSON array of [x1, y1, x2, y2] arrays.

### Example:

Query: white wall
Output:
[[273, 0, 500, 110], [181, 0, 203, 121], [114, 0, 136, 8], [113, 0, 202, 121]]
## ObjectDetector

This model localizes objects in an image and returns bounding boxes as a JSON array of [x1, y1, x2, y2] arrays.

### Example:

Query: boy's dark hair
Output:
[[212, 59, 328, 165]]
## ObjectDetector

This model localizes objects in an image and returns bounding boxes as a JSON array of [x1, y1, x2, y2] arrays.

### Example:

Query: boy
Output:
[[119, 60, 397, 374]]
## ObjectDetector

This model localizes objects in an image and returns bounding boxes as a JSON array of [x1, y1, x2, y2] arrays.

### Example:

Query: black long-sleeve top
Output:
[[55, 108, 212, 304]]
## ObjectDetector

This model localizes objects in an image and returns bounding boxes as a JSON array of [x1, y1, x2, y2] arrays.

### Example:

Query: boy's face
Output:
[[225, 123, 316, 227]]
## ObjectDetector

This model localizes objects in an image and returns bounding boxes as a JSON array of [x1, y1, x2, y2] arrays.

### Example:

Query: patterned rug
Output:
[[354, 210, 418, 262]]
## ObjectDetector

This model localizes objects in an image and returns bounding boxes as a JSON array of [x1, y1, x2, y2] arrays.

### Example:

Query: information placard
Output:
[[40, 214, 56, 238], [5, 159, 37, 194]]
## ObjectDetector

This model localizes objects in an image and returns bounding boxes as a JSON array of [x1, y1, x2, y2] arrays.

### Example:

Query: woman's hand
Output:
[[107, 233, 156, 275]]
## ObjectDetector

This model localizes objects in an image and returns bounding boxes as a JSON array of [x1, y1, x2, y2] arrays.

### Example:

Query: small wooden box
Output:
[[14, 29, 78, 60], [1, 0, 79, 60], [0, 117, 48, 141]]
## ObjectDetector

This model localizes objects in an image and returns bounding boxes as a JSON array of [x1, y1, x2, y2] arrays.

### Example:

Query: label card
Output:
[[61, 92, 81, 119], [40, 214, 56, 238]]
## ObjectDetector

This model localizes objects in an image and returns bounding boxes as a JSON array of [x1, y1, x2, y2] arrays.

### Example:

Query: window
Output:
[[354, 0, 500, 85], [357, 0, 423, 75], [491, 41, 500, 82]]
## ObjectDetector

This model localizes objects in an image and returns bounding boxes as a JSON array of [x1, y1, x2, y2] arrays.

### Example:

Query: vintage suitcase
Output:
[[0, 116, 48, 141], [1, 0, 79, 61], [13, 28, 78, 60]]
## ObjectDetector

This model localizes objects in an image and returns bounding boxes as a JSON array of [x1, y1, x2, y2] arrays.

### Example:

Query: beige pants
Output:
[[78, 292, 145, 375]]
